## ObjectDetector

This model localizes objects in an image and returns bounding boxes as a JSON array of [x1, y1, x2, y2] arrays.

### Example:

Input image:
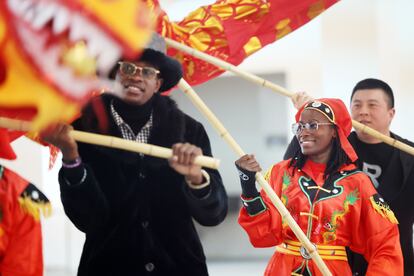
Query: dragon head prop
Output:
[[0, 0, 155, 159]]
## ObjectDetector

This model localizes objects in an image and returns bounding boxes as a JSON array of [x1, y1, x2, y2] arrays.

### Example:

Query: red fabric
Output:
[[0, 129, 16, 160], [0, 108, 37, 160], [306, 159, 326, 185], [0, 167, 43, 276], [48, 145, 60, 170], [159, 0, 339, 85], [295, 98, 358, 162], [224, 0, 339, 59], [239, 160, 403, 275]]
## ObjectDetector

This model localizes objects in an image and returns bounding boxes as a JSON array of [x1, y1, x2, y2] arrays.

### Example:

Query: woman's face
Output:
[[296, 109, 337, 163]]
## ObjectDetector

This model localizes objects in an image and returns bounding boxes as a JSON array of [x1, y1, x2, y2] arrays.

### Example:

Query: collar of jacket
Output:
[[76, 93, 187, 166], [286, 160, 360, 203], [298, 160, 357, 180]]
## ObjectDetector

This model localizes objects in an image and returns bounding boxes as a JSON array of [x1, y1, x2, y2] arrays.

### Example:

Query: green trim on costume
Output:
[[293, 260, 306, 275], [298, 176, 313, 204], [297, 176, 314, 239], [306, 205, 315, 239], [247, 208, 267, 217], [242, 196, 267, 217], [242, 196, 263, 203], [305, 260, 313, 276], [313, 171, 361, 204]]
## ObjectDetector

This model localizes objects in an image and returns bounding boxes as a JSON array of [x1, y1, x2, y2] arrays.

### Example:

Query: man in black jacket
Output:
[[42, 35, 228, 276], [285, 79, 414, 275]]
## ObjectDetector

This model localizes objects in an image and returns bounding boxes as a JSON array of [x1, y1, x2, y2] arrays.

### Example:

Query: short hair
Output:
[[351, 78, 394, 108]]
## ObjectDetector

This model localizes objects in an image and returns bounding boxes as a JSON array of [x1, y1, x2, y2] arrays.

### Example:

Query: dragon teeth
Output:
[[52, 6, 70, 34], [7, 0, 124, 87], [7, 0, 33, 16], [32, 3, 57, 30]]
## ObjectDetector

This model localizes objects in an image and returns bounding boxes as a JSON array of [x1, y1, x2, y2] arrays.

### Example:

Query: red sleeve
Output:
[[349, 174, 403, 276], [0, 168, 43, 276], [238, 163, 285, 247]]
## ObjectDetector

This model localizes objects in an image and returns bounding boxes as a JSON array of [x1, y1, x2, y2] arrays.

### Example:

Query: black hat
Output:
[[108, 34, 182, 92]]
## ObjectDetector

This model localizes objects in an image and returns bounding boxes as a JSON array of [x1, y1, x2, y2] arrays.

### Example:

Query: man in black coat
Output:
[[42, 35, 228, 276], [285, 79, 414, 275]]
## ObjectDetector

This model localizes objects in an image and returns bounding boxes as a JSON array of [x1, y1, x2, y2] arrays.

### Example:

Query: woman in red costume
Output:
[[235, 98, 403, 276]]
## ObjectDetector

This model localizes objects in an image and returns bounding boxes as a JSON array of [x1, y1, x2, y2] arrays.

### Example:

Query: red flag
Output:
[[152, 0, 339, 85]]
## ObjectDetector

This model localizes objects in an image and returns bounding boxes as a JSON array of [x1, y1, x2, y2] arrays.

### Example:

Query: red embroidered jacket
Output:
[[239, 159, 403, 276]]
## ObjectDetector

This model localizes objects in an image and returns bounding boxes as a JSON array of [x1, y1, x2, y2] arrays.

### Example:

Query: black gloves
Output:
[[236, 164, 267, 216], [236, 163, 259, 198]]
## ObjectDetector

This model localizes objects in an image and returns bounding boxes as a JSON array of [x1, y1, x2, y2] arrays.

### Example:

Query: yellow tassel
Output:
[[18, 196, 52, 221], [369, 196, 398, 224]]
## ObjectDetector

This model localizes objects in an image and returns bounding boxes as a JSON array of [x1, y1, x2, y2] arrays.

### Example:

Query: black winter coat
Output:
[[58, 94, 228, 276]]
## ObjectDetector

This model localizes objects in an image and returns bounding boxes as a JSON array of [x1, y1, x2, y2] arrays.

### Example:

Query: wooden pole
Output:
[[165, 38, 292, 97], [178, 79, 332, 276], [352, 121, 414, 155], [0, 117, 220, 170], [166, 38, 414, 157]]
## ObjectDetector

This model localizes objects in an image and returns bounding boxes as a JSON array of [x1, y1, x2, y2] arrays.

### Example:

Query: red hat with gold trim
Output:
[[295, 98, 358, 162]]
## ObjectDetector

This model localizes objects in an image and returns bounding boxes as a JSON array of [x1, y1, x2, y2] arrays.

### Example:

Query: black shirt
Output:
[[353, 138, 402, 190]]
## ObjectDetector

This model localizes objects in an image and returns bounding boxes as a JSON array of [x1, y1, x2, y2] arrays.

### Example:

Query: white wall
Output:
[[171, 73, 288, 195], [0, 137, 47, 186]]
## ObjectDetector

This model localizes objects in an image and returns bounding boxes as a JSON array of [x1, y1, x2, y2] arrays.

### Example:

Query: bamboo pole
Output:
[[166, 38, 414, 157], [178, 79, 332, 276], [0, 117, 220, 170], [352, 121, 414, 155], [166, 38, 292, 97]]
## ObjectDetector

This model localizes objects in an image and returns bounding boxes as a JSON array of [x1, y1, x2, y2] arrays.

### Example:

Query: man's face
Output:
[[350, 89, 395, 142], [115, 61, 162, 105]]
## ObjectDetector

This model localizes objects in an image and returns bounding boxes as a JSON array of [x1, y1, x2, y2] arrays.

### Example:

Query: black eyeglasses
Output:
[[291, 122, 333, 135], [118, 62, 160, 79]]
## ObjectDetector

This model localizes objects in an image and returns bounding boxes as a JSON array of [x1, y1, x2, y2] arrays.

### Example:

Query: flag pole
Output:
[[177, 79, 332, 276], [165, 38, 414, 157], [0, 117, 220, 170]]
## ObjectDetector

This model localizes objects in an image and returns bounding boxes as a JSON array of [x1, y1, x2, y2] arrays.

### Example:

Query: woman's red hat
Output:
[[295, 98, 358, 162]]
